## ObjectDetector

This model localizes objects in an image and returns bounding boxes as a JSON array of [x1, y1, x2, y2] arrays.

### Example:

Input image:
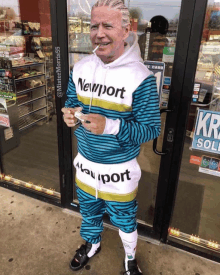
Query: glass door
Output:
[[168, 0, 220, 260], [124, 0, 180, 228], [0, 0, 61, 202]]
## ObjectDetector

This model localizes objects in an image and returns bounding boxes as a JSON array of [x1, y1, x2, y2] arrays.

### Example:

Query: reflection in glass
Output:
[[169, 0, 220, 255], [0, 0, 60, 198]]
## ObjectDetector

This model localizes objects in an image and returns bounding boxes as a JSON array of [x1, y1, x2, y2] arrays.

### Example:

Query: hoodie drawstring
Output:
[[89, 61, 98, 112], [104, 66, 109, 87]]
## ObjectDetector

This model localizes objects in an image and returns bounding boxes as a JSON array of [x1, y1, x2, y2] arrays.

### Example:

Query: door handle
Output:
[[153, 109, 173, 156]]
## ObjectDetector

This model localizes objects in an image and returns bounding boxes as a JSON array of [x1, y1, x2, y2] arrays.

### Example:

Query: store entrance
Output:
[[3, 0, 218, 260]]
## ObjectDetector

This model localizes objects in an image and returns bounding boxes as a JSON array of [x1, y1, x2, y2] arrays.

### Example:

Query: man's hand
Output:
[[61, 107, 82, 127], [82, 113, 106, 135]]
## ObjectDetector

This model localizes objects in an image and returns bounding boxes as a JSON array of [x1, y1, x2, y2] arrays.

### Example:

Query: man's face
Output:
[[90, 6, 130, 63]]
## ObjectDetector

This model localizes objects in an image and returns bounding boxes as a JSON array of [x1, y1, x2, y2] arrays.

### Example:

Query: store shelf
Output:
[[40, 40, 52, 43], [16, 85, 46, 95], [46, 63, 54, 68], [42, 48, 52, 52], [19, 106, 47, 119], [17, 85, 46, 95], [46, 75, 54, 80], [15, 73, 45, 82], [18, 105, 31, 117], [191, 102, 210, 107], [19, 114, 47, 131], [12, 62, 45, 69], [17, 95, 46, 107], [17, 94, 32, 105]]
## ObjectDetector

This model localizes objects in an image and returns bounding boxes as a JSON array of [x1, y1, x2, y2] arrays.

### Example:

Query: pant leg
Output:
[[76, 185, 106, 244], [105, 199, 138, 233]]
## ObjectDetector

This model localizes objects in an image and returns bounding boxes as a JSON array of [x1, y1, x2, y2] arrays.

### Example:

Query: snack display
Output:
[[22, 21, 41, 35], [14, 69, 42, 80]]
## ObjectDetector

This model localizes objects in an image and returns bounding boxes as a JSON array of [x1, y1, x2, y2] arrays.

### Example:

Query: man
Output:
[[62, 0, 161, 274]]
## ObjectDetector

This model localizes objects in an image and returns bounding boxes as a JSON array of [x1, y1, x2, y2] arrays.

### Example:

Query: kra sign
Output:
[[192, 109, 220, 154]]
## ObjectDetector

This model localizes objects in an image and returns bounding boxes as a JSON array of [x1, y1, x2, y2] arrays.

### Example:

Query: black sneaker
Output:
[[123, 259, 143, 275], [70, 242, 101, 271]]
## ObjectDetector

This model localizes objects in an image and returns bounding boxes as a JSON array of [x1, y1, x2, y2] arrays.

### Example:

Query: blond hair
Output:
[[92, 0, 130, 27]]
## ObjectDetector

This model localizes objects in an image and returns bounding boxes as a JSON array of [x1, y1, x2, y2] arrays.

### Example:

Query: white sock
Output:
[[119, 229, 138, 270], [87, 242, 100, 258]]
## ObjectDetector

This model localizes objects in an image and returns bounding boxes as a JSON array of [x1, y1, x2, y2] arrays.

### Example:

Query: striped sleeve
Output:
[[64, 70, 80, 108], [116, 75, 161, 146]]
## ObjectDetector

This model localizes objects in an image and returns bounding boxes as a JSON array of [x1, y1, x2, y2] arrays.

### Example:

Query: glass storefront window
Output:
[[0, 0, 60, 198], [168, 0, 220, 255]]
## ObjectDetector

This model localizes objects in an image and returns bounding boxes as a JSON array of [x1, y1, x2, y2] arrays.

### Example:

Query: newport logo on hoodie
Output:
[[78, 78, 126, 99]]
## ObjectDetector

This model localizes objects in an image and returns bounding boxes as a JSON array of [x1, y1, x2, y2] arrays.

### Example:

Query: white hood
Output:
[[93, 32, 144, 68]]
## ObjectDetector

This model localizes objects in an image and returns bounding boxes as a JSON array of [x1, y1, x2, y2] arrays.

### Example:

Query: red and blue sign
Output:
[[192, 109, 220, 154]]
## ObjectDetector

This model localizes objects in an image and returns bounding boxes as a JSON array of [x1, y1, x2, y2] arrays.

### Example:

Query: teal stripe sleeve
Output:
[[116, 75, 161, 146]]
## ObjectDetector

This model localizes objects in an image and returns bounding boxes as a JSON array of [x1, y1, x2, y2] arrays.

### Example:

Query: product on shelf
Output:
[[11, 57, 42, 67], [31, 37, 42, 52], [22, 21, 41, 35], [0, 102, 7, 114], [26, 79, 43, 88], [14, 69, 42, 79]]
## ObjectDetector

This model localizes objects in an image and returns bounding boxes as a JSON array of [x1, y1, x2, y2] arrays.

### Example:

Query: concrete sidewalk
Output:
[[0, 187, 219, 275]]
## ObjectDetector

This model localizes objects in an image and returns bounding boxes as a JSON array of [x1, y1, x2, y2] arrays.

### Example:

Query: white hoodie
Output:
[[72, 32, 154, 201]]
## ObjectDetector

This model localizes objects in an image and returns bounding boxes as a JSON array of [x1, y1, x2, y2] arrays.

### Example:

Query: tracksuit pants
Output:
[[76, 185, 138, 244]]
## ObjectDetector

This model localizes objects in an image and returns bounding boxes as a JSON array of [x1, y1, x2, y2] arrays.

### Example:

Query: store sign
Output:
[[189, 155, 202, 165], [161, 77, 171, 108], [0, 98, 10, 127], [192, 109, 220, 154], [144, 61, 165, 100], [199, 155, 220, 177], [201, 44, 220, 55], [162, 47, 175, 63], [55, 47, 63, 98]]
